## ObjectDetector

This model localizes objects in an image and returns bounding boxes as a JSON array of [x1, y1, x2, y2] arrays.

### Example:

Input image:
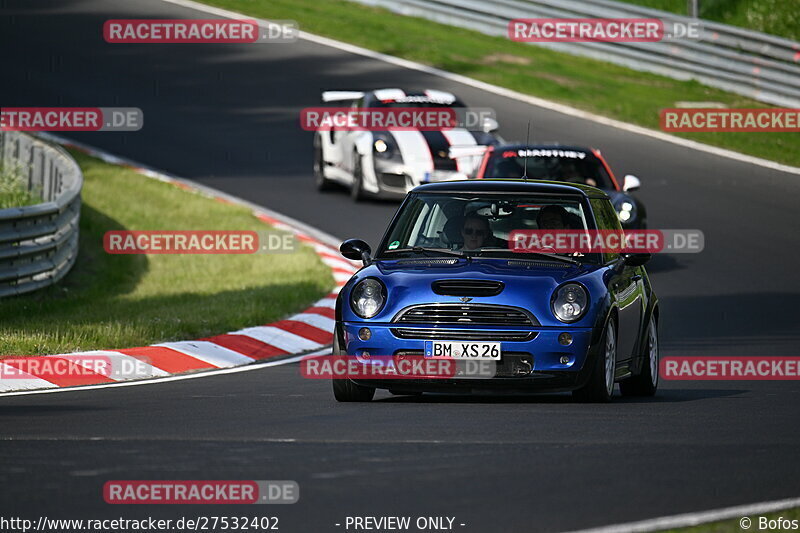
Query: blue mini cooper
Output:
[[334, 180, 659, 402]]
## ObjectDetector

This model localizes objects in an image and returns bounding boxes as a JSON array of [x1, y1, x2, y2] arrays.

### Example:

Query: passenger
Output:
[[461, 215, 491, 249]]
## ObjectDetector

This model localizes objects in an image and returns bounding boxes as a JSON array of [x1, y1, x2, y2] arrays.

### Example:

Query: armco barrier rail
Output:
[[0, 132, 82, 297], [353, 0, 800, 108]]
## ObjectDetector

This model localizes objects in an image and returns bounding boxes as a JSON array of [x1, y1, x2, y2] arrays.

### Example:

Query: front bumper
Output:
[[340, 322, 598, 392]]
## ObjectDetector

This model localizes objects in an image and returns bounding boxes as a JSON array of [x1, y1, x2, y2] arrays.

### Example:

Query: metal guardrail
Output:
[[353, 0, 800, 108], [0, 132, 82, 298]]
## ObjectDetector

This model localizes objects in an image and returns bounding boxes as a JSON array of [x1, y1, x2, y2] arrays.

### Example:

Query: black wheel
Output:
[[620, 314, 659, 397], [573, 318, 616, 403], [313, 135, 334, 191], [331, 333, 374, 402], [332, 377, 375, 402], [350, 153, 367, 201]]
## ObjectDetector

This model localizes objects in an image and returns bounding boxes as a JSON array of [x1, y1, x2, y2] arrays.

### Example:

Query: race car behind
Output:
[[469, 144, 647, 229], [313, 88, 502, 200]]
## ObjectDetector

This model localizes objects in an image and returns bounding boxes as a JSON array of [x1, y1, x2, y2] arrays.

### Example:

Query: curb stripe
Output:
[[154, 341, 256, 368], [116, 346, 218, 373], [202, 334, 289, 360]]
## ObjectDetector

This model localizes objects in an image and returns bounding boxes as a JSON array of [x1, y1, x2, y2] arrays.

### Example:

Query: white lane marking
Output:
[[0, 355, 308, 398], [155, 0, 800, 177], [563, 496, 800, 533], [286, 313, 336, 332], [155, 341, 256, 368], [232, 326, 321, 352]]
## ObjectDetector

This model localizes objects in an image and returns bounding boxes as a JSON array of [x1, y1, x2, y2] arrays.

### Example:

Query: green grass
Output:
[[199, 0, 798, 167], [0, 163, 40, 208], [619, 0, 800, 40], [662, 506, 800, 532], [0, 151, 332, 355]]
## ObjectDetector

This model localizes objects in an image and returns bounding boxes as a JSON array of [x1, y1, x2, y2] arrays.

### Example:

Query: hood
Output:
[[341, 258, 605, 326]]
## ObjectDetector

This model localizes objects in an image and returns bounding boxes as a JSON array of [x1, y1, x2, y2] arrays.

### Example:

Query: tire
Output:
[[350, 153, 367, 202], [331, 333, 375, 402], [333, 377, 375, 402], [313, 135, 334, 191], [620, 314, 659, 397], [573, 318, 616, 403]]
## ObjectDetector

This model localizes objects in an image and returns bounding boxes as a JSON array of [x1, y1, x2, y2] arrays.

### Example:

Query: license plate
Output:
[[424, 341, 501, 360]]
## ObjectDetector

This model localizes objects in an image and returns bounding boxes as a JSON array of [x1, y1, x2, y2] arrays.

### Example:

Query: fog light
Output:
[[558, 332, 573, 346], [560, 355, 570, 364], [358, 327, 372, 341]]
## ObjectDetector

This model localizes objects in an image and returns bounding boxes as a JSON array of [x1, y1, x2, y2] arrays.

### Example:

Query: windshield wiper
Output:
[[383, 247, 468, 259], [474, 247, 580, 265]]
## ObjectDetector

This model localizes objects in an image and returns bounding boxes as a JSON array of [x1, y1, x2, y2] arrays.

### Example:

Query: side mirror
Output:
[[340, 238, 372, 264], [482, 117, 499, 133], [622, 174, 641, 192], [622, 252, 651, 267]]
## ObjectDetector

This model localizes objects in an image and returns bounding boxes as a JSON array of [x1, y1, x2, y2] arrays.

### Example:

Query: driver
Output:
[[461, 215, 491, 250], [537, 205, 570, 230]]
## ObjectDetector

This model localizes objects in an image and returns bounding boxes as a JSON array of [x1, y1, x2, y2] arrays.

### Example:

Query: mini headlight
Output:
[[374, 139, 388, 153], [552, 283, 589, 323], [350, 278, 386, 319]]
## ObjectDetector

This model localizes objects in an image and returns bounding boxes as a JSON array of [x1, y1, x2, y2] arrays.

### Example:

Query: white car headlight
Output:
[[616, 199, 636, 223], [551, 283, 589, 323], [350, 278, 386, 318]]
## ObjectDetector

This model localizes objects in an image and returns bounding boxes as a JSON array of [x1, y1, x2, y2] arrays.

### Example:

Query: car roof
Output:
[[411, 178, 609, 199], [492, 143, 595, 154]]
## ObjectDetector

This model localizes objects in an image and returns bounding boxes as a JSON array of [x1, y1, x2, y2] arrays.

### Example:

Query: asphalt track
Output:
[[1, 1, 800, 531]]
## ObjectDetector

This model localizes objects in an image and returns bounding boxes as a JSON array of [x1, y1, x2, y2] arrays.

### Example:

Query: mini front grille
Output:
[[432, 279, 504, 297], [393, 303, 537, 326], [391, 328, 537, 342]]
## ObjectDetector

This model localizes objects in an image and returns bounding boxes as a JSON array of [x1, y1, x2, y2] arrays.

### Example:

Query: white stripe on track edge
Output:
[[563, 496, 800, 533], [155, 341, 256, 368], [0, 354, 309, 398], [156, 0, 800, 177]]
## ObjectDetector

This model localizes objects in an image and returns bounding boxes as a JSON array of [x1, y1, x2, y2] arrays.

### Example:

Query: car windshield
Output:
[[481, 148, 613, 189], [379, 192, 599, 263]]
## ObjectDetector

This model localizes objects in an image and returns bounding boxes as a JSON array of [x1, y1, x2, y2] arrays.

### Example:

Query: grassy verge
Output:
[[663, 506, 800, 532], [0, 150, 332, 355], [200, 0, 798, 167], [0, 163, 40, 209], [620, 0, 799, 41]]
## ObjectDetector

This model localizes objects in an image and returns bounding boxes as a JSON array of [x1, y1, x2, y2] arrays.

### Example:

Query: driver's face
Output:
[[539, 212, 567, 230], [462, 220, 489, 249]]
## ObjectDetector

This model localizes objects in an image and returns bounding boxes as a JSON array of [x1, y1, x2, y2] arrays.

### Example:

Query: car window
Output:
[[485, 149, 612, 189], [590, 198, 623, 262], [380, 193, 598, 262]]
